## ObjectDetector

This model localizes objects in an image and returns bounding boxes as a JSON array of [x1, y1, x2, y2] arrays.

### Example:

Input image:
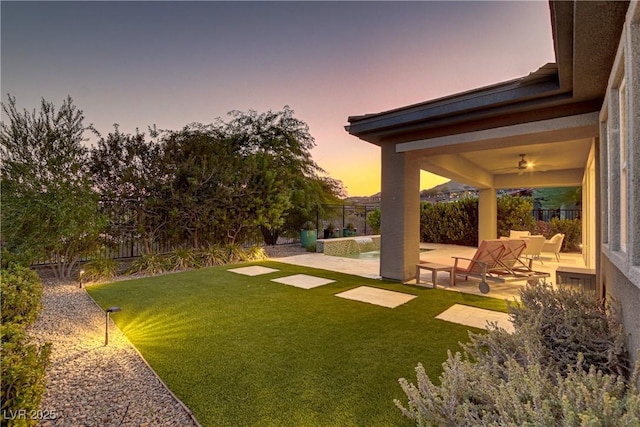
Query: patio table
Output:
[[416, 262, 454, 288]]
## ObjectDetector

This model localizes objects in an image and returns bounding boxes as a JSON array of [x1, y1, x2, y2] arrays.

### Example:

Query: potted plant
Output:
[[300, 221, 317, 248], [323, 222, 335, 239], [343, 222, 357, 237]]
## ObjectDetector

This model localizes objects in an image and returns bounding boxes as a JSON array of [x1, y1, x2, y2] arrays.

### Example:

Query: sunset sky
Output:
[[1, 1, 555, 196]]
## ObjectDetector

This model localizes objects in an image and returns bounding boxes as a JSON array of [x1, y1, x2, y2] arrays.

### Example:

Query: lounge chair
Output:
[[497, 238, 550, 282], [493, 238, 528, 275], [452, 239, 506, 294], [509, 230, 531, 239], [453, 239, 550, 294], [501, 235, 545, 267], [542, 233, 565, 261]]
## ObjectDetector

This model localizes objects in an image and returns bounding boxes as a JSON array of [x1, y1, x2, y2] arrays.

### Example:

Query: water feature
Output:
[[354, 237, 375, 253]]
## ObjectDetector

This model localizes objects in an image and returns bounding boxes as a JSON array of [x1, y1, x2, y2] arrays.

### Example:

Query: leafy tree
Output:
[[90, 126, 166, 254], [497, 194, 535, 237], [1, 95, 106, 278], [533, 186, 581, 209], [221, 107, 342, 245], [367, 207, 381, 234], [157, 123, 232, 247]]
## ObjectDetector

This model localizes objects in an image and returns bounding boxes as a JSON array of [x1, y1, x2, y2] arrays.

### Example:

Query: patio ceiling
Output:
[[417, 137, 592, 190]]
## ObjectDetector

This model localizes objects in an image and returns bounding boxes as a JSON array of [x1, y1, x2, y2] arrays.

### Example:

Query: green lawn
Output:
[[87, 261, 507, 427]]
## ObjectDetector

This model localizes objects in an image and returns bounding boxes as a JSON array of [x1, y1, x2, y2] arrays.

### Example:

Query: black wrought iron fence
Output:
[[532, 209, 581, 222], [316, 204, 380, 238]]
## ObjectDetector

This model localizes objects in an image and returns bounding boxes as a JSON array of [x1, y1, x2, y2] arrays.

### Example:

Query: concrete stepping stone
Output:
[[227, 266, 279, 276], [335, 286, 417, 308], [436, 304, 514, 333], [270, 274, 335, 289]]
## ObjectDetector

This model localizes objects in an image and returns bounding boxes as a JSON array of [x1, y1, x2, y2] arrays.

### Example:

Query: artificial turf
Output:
[[87, 261, 508, 426]]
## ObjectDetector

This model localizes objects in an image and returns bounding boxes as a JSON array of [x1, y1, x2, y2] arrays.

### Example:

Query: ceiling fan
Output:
[[495, 154, 549, 175]]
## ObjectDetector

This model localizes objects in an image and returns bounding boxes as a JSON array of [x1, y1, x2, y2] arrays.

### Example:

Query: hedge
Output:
[[1, 265, 51, 427], [420, 195, 581, 251]]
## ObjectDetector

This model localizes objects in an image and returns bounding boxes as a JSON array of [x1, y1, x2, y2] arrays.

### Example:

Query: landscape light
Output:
[[105, 306, 121, 346], [78, 269, 85, 288]]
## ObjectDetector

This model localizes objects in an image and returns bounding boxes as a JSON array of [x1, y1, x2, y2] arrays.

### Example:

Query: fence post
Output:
[[364, 206, 367, 235]]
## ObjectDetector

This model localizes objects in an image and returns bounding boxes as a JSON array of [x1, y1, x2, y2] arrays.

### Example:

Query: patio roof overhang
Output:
[[345, 1, 629, 189]]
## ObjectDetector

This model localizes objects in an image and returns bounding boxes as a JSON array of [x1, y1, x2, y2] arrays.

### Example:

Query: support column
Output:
[[478, 188, 497, 242], [380, 143, 420, 281]]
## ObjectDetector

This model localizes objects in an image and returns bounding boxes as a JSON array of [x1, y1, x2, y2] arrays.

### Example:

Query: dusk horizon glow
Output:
[[1, 1, 555, 196]]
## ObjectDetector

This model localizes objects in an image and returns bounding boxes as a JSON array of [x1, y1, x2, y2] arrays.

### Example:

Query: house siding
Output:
[[600, 0, 640, 366]]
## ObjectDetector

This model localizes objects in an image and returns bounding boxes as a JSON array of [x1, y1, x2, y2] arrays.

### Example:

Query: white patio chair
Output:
[[542, 233, 565, 261]]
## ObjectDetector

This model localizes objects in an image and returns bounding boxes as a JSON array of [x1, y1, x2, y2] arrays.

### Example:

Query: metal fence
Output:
[[29, 203, 578, 265], [532, 209, 581, 222], [315, 204, 380, 238]]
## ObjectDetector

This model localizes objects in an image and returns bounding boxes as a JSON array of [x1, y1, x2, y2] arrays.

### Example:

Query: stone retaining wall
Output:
[[316, 235, 380, 256]]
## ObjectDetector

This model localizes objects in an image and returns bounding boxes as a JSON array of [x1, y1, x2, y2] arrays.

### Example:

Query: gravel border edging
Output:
[[29, 278, 201, 427]]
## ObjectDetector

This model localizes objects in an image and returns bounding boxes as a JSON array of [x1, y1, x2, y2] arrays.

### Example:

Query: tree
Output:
[[90, 126, 166, 254], [1, 95, 106, 278], [221, 107, 342, 245], [533, 186, 581, 209], [497, 195, 535, 237]]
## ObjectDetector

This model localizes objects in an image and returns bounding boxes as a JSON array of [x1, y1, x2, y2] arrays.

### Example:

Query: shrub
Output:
[[1, 264, 51, 425], [224, 243, 248, 263], [420, 198, 478, 246], [1, 266, 42, 326], [532, 219, 552, 237], [395, 282, 637, 426], [367, 208, 381, 234], [497, 195, 535, 238], [81, 256, 119, 283], [167, 248, 200, 271], [1, 248, 32, 270], [549, 217, 582, 252], [1, 336, 52, 426], [126, 253, 169, 276], [301, 221, 316, 231], [199, 244, 228, 267], [246, 246, 268, 261], [516, 284, 627, 376]]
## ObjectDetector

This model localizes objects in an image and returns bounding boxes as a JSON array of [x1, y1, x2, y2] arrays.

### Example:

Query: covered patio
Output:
[[344, 1, 628, 284]]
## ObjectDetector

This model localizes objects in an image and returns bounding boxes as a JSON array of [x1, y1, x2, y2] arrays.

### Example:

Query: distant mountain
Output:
[[421, 181, 475, 195]]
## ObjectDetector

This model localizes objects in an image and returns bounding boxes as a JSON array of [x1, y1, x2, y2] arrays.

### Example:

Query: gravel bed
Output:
[[263, 243, 308, 258], [26, 247, 305, 426], [29, 277, 200, 427]]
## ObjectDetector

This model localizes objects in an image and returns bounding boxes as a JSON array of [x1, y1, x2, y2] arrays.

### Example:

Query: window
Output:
[[619, 78, 627, 251]]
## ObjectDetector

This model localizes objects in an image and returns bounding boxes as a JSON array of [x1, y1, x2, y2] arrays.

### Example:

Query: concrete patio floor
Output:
[[273, 243, 587, 302]]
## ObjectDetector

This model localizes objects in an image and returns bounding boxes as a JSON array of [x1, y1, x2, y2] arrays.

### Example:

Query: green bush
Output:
[[1, 266, 42, 326], [167, 248, 201, 271], [199, 244, 228, 267], [497, 195, 535, 238], [419, 196, 583, 251], [395, 282, 637, 426], [81, 255, 118, 283], [245, 246, 268, 261], [1, 337, 51, 426], [224, 243, 248, 263], [1, 265, 51, 426], [549, 217, 582, 252], [420, 198, 478, 246], [126, 253, 169, 276], [367, 208, 381, 234]]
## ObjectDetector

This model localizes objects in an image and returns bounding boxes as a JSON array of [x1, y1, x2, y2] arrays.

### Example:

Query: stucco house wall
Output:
[[599, 1, 640, 365]]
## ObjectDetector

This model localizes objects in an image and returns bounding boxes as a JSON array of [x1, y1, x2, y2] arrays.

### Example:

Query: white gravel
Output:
[[29, 277, 200, 427]]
